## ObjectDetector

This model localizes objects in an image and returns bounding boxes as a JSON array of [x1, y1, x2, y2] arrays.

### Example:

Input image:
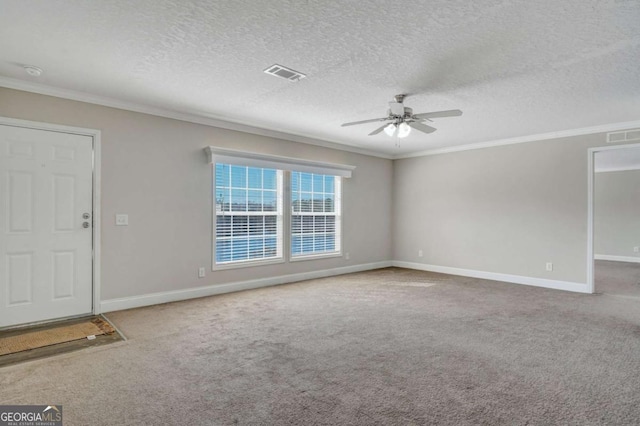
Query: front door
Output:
[[0, 124, 93, 328]]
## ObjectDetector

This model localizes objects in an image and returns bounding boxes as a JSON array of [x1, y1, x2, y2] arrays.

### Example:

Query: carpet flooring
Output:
[[595, 260, 640, 298], [1, 267, 640, 425]]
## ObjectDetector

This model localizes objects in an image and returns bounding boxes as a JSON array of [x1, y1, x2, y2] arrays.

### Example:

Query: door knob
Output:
[[82, 222, 90, 228]]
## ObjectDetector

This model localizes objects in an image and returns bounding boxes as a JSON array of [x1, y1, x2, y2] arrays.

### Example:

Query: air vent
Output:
[[263, 64, 306, 81], [607, 128, 640, 143]]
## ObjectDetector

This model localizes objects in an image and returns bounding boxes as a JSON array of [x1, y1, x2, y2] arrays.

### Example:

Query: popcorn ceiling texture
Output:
[[0, 0, 639, 155]]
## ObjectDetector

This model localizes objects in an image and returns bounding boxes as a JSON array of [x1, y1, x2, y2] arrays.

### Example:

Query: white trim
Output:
[[100, 261, 392, 312], [587, 149, 595, 294], [595, 165, 640, 173], [0, 76, 391, 160], [587, 142, 640, 294], [595, 254, 640, 264], [396, 120, 640, 159], [205, 146, 355, 178], [5, 76, 640, 162], [92, 129, 102, 315], [290, 252, 343, 262], [0, 116, 102, 315], [0, 116, 99, 137], [213, 258, 286, 271], [392, 261, 590, 294]]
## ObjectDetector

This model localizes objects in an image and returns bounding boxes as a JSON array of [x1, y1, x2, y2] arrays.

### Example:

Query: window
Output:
[[291, 172, 341, 257], [215, 164, 283, 265], [208, 146, 353, 269]]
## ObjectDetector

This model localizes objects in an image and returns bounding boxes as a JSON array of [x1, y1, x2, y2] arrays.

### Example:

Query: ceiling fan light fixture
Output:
[[383, 123, 397, 136], [398, 122, 411, 138]]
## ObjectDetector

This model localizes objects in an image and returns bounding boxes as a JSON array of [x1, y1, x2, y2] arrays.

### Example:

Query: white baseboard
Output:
[[100, 261, 392, 313], [100, 259, 595, 313], [595, 254, 640, 264], [392, 261, 591, 294]]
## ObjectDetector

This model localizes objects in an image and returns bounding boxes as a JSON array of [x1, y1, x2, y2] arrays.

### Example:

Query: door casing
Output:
[[587, 141, 640, 294]]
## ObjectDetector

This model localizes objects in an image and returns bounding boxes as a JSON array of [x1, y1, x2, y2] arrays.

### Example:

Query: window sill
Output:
[[213, 257, 285, 271], [289, 252, 342, 263]]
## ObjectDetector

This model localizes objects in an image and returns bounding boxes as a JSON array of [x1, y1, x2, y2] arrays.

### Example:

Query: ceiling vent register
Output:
[[263, 64, 306, 81], [607, 128, 640, 143]]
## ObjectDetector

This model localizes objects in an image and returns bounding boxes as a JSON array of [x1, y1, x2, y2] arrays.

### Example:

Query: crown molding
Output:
[[0, 76, 393, 160], [393, 120, 640, 159], [3, 76, 639, 162]]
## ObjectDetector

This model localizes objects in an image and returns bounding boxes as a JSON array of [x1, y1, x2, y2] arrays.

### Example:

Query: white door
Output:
[[0, 125, 93, 328]]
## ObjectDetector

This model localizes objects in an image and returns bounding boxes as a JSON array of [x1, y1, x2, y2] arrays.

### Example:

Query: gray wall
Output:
[[392, 134, 634, 285], [0, 88, 393, 301], [3, 85, 638, 299], [594, 169, 640, 259]]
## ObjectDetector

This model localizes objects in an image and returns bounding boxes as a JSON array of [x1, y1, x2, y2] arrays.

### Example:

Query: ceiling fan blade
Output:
[[408, 121, 437, 134], [341, 117, 389, 127], [412, 109, 463, 119], [368, 124, 389, 136]]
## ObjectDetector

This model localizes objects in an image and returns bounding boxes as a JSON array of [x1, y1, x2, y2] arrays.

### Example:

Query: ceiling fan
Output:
[[341, 94, 462, 138]]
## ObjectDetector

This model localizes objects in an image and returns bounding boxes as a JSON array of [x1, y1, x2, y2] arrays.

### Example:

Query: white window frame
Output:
[[213, 163, 284, 270], [206, 147, 354, 270], [289, 173, 342, 261]]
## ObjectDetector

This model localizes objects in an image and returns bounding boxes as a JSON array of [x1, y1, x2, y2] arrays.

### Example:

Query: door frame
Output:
[[587, 141, 640, 294], [0, 116, 102, 316]]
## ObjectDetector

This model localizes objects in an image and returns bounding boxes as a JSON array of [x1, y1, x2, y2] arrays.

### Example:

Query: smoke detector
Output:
[[263, 64, 306, 81], [24, 65, 43, 77]]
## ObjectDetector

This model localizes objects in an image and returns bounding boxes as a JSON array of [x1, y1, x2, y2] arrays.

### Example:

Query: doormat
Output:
[[0, 317, 117, 357]]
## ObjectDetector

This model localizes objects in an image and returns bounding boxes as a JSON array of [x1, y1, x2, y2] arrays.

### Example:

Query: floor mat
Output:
[[0, 317, 118, 358]]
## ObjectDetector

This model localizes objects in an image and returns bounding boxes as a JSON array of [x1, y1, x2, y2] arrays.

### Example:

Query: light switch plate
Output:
[[115, 214, 129, 226]]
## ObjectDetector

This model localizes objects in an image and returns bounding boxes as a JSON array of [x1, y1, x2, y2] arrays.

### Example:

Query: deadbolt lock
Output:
[[82, 213, 90, 219]]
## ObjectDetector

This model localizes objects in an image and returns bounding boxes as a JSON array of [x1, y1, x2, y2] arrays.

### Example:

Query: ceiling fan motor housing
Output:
[[388, 103, 413, 121], [389, 102, 409, 116]]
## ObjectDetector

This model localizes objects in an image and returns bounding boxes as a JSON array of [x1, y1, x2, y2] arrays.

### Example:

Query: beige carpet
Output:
[[595, 259, 640, 298], [1, 267, 640, 425], [0, 317, 115, 356]]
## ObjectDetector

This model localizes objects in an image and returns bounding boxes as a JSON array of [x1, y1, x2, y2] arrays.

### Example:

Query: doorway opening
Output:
[[588, 142, 640, 296]]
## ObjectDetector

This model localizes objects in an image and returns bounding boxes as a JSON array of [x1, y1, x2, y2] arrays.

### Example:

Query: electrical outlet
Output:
[[198, 267, 205, 278], [345, 252, 350, 260], [546, 262, 553, 272], [418, 250, 423, 257], [634, 246, 639, 253]]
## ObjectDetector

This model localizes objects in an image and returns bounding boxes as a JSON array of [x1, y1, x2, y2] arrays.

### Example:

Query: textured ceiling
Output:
[[0, 0, 639, 157]]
